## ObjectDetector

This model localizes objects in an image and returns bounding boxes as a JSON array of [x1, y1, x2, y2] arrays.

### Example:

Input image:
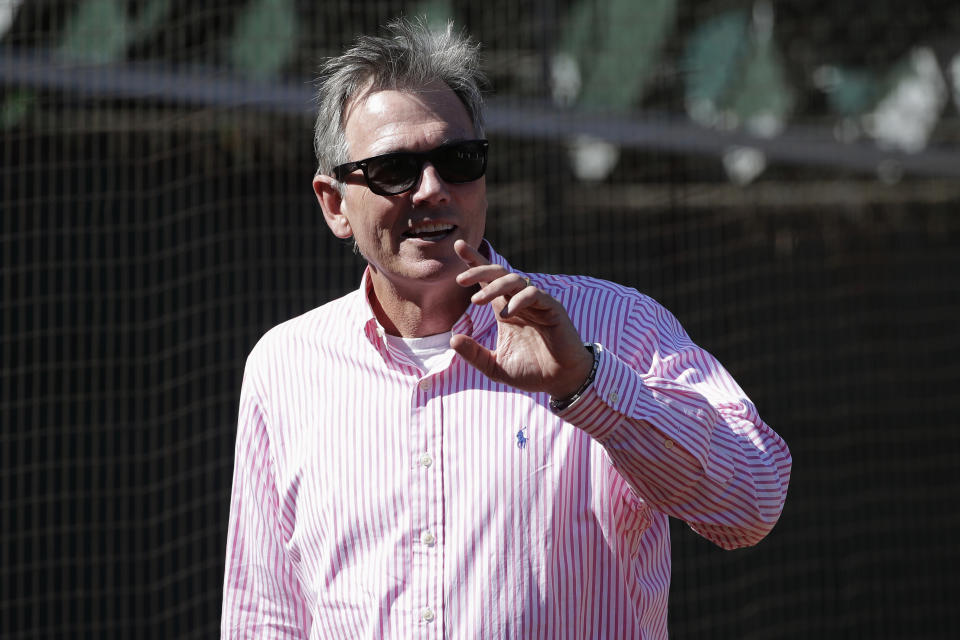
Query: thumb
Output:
[[450, 334, 501, 380]]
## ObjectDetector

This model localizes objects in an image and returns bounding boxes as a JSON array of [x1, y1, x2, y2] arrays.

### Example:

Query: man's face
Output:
[[327, 81, 487, 295]]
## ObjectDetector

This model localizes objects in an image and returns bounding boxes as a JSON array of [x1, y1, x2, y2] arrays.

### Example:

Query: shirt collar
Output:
[[357, 239, 510, 345]]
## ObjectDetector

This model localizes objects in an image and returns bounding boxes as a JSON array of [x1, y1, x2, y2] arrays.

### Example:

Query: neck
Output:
[[367, 272, 474, 338]]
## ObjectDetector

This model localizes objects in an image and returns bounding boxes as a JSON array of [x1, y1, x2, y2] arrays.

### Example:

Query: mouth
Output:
[[402, 222, 456, 241]]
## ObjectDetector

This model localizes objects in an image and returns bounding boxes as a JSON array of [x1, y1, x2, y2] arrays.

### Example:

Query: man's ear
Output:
[[313, 174, 353, 239]]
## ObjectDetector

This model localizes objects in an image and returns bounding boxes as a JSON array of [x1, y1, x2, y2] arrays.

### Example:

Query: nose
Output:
[[410, 161, 451, 206]]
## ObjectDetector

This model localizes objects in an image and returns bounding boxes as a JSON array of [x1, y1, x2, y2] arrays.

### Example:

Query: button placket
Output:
[[409, 373, 443, 635]]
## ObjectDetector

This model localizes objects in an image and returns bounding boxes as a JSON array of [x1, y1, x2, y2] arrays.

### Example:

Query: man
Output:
[[222, 17, 791, 640]]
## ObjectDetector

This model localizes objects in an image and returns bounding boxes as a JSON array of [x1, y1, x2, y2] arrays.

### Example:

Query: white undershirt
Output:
[[383, 330, 453, 373]]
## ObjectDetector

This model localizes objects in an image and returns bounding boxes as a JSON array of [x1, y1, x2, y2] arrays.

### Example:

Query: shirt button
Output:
[[419, 453, 433, 468], [607, 391, 619, 404], [419, 378, 432, 391], [421, 607, 436, 622], [664, 438, 675, 449], [420, 530, 436, 546]]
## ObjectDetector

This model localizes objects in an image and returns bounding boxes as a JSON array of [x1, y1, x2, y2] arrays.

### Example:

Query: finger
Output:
[[467, 273, 531, 304], [498, 281, 545, 318], [456, 263, 510, 288], [453, 239, 490, 269], [473, 275, 531, 307]]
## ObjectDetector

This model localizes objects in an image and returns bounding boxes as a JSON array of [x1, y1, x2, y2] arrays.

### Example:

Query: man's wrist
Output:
[[549, 343, 599, 412]]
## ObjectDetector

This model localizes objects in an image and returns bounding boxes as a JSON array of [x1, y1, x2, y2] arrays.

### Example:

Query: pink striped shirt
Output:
[[222, 244, 791, 639]]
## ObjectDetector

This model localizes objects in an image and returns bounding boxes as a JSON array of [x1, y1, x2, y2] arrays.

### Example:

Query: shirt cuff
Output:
[[555, 344, 734, 485]]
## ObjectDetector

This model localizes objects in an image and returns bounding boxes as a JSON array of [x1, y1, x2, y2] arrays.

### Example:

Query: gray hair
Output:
[[312, 17, 487, 179]]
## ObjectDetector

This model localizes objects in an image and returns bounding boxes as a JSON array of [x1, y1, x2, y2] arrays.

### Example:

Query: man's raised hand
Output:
[[450, 240, 593, 399]]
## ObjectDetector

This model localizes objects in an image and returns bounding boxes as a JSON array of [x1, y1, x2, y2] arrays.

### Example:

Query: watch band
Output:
[[549, 343, 599, 412]]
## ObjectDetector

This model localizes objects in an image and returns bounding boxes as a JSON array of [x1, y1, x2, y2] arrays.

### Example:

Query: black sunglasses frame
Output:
[[332, 139, 489, 196]]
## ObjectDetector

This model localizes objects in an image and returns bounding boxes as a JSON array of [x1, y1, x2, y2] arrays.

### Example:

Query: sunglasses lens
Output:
[[366, 156, 420, 195], [435, 142, 487, 183], [354, 141, 488, 195]]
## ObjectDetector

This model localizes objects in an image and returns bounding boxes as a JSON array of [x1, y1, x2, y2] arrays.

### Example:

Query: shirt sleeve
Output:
[[558, 295, 792, 550], [222, 357, 312, 639]]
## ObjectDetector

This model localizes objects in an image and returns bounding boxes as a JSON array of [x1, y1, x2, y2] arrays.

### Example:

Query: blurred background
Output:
[[2, 1, 959, 638]]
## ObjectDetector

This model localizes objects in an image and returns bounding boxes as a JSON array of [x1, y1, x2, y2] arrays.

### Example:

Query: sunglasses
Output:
[[332, 139, 489, 196]]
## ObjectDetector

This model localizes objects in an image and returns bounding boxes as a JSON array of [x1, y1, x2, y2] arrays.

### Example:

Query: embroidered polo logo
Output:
[[516, 426, 528, 449]]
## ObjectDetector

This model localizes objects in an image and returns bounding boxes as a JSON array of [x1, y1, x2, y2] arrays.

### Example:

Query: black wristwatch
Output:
[[549, 343, 599, 412]]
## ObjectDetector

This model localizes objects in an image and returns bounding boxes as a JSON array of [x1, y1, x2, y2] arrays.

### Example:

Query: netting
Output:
[[3, 2, 959, 638]]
